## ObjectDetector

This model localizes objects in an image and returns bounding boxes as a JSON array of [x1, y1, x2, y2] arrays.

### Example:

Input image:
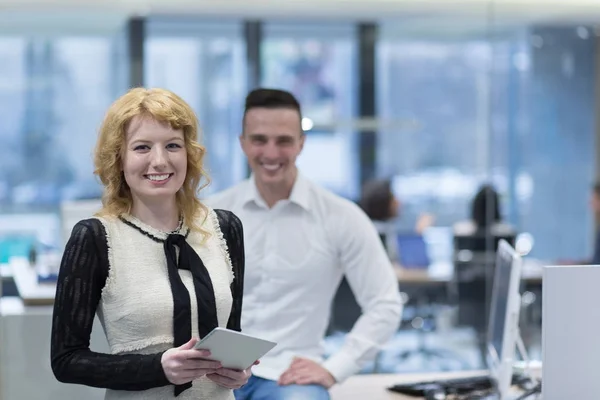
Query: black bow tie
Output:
[[164, 233, 218, 397]]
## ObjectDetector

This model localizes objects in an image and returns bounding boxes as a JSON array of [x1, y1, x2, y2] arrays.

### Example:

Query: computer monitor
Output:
[[396, 233, 430, 269], [486, 239, 523, 399], [59, 199, 102, 247], [454, 232, 517, 255], [388, 239, 530, 398], [542, 265, 600, 399], [387, 239, 533, 398]]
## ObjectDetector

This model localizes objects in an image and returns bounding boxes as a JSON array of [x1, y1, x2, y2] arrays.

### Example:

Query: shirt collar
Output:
[[242, 172, 310, 211], [241, 175, 264, 207], [288, 173, 310, 211]]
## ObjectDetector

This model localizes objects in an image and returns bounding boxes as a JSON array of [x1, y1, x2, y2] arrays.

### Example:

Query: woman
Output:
[[453, 184, 515, 238], [452, 184, 516, 346], [50, 88, 250, 399]]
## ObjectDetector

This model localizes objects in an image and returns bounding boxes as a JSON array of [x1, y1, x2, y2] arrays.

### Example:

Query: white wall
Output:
[[1, 0, 600, 23]]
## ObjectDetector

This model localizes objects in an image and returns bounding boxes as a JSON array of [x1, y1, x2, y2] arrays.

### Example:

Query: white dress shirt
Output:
[[205, 173, 402, 383]]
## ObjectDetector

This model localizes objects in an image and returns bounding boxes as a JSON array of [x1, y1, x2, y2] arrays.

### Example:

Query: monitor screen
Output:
[[396, 234, 430, 269], [488, 247, 513, 361], [60, 199, 102, 247], [485, 239, 523, 398]]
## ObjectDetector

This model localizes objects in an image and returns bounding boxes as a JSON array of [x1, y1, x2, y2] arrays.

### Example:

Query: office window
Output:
[[0, 34, 125, 213], [145, 18, 247, 195], [377, 24, 595, 260], [261, 23, 359, 199], [502, 26, 595, 260], [376, 29, 493, 231]]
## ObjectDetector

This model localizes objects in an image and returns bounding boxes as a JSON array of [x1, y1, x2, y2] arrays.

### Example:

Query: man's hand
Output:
[[277, 357, 336, 388]]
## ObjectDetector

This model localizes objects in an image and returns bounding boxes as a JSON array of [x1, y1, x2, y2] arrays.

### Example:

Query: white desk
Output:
[[7, 257, 56, 305], [6, 256, 543, 304], [0, 264, 11, 280], [330, 370, 542, 399], [0, 297, 108, 400], [330, 371, 487, 399], [395, 257, 544, 285]]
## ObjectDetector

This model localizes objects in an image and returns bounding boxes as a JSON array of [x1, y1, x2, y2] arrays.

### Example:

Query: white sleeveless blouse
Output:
[[96, 209, 235, 400]]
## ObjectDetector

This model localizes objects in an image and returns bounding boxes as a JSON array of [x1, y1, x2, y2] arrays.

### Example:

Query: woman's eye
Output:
[[167, 143, 182, 149], [134, 145, 150, 151]]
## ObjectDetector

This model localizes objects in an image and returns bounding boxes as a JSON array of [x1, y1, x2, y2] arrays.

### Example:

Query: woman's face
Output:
[[121, 116, 187, 204]]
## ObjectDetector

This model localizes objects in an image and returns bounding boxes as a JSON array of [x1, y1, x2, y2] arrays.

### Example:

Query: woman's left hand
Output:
[[206, 360, 259, 389]]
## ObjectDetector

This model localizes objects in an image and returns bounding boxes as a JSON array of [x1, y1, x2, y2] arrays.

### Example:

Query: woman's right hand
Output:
[[161, 338, 222, 385]]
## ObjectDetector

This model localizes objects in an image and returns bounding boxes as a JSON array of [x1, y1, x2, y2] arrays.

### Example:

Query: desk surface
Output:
[[395, 258, 544, 284], [330, 371, 488, 399], [4, 255, 542, 306], [0, 296, 54, 315], [0, 263, 12, 279], [8, 257, 56, 305], [395, 264, 449, 284], [330, 369, 542, 400]]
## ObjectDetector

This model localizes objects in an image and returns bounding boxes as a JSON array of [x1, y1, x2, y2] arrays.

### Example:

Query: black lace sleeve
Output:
[[50, 219, 170, 390], [214, 209, 245, 332]]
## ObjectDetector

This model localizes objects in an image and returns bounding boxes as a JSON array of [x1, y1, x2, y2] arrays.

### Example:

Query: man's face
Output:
[[240, 107, 305, 189]]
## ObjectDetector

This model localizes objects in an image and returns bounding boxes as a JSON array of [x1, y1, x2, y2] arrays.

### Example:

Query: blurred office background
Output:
[[1, 0, 599, 382]]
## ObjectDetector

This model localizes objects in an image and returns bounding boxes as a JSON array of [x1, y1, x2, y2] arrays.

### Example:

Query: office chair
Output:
[[328, 277, 362, 334], [327, 277, 385, 372], [394, 284, 470, 371]]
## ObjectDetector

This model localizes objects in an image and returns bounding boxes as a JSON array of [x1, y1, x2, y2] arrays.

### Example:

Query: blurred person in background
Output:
[[359, 178, 434, 262], [359, 178, 401, 260], [50, 88, 251, 399], [206, 88, 402, 400], [453, 184, 515, 239], [452, 183, 517, 356]]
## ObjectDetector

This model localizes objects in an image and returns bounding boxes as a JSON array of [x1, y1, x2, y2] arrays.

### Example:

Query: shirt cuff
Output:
[[321, 352, 360, 384]]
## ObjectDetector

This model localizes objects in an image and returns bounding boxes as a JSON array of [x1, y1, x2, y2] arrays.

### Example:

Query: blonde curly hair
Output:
[[93, 87, 210, 236]]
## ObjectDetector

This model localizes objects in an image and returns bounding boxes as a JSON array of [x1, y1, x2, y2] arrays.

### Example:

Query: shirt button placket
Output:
[[263, 209, 275, 285]]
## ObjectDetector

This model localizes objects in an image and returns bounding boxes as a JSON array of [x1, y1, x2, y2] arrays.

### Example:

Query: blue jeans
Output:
[[234, 375, 330, 400]]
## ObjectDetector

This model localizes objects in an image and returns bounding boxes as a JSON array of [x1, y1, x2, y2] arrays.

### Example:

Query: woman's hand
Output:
[[206, 360, 260, 389], [161, 338, 222, 385]]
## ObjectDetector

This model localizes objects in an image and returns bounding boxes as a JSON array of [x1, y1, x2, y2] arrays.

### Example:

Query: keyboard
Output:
[[388, 373, 529, 397]]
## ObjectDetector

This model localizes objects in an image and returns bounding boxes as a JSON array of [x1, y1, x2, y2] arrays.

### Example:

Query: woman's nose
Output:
[[151, 147, 167, 169]]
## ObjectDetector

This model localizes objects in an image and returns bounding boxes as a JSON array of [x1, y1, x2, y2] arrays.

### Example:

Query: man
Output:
[[206, 88, 402, 400]]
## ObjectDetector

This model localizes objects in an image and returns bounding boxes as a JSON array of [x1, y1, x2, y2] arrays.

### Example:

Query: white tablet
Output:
[[193, 327, 277, 370]]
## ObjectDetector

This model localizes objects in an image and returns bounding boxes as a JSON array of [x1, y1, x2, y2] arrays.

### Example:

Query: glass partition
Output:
[[145, 18, 248, 195], [0, 13, 128, 250], [261, 22, 359, 199]]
